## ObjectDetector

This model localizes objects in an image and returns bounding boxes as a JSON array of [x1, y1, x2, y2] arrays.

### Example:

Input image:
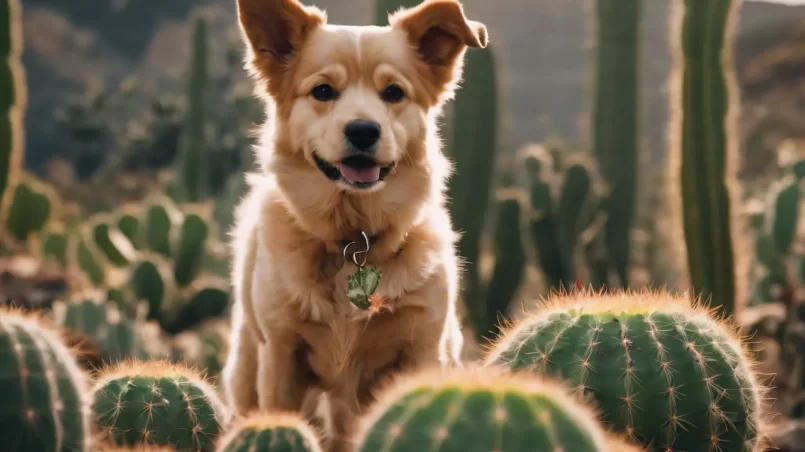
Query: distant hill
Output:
[[20, 0, 805, 172]]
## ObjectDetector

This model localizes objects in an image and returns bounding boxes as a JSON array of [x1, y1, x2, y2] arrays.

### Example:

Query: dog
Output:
[[222, 0, 488, 449]]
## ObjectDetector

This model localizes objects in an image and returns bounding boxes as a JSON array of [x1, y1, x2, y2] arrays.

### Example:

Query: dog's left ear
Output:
[[237, 0, 325, 92], [390, 0, 488, 68]]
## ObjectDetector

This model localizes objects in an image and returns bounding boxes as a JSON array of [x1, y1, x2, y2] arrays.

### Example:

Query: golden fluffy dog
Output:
[[222, 0, 488, 449]]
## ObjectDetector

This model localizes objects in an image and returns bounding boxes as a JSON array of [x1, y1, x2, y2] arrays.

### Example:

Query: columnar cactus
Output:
[[519, 144, 608, 290], [176, 15, 210, 203], [668, 0, 744, 316], [0, 309, 92, 451], [592, 0, 641, 287], [472, 188, 527, 340], [92, 360, 227, 451], [356, 367, 624, 452], [485, 291, 765, 451], [445, 45, 499, 302], [216, 413, 323, 452], [0, 0, 24, 223]]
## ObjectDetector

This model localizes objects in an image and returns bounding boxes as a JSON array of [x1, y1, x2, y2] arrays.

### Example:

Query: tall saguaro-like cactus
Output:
[[592, 0, 640, 287], [669, 0, 744, 317], [177, 16, 209, 202], [0, 0, 24, 222]]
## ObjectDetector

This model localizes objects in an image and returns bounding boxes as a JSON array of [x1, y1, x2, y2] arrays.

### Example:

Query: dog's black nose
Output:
[[345, 120, 381, 151]]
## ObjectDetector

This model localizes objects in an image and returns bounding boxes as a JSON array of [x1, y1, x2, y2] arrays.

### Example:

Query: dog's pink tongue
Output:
[[339, 164, 381, 184]]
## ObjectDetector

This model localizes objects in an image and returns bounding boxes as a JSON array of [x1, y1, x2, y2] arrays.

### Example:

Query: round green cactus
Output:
[[485, 291, 765, 452], [356, 367, 618, 452], [216, 413, 323, 452], [92, 360, 228, 451], [0, 308, 92, 451]]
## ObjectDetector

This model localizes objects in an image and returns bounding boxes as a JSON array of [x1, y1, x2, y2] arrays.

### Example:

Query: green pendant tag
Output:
[[347, 266, 382, 310]]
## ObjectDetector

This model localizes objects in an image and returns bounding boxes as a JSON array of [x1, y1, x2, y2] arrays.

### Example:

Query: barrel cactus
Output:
[[0, 308, 92, 451], [216, 413, 322, 452], [355, 367, 625, 452], [92, 360, 228, 451], [485, 291, 765, 451]]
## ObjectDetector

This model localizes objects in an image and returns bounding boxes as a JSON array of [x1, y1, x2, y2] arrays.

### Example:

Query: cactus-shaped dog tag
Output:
[[347, 266, 382, 310], [344, 231, 381, 310]]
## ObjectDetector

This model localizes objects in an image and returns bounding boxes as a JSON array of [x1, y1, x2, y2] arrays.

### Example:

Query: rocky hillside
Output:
[[20, 0, 805, 173]]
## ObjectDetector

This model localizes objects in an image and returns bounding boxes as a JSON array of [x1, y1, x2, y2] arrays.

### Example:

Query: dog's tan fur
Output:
[[223, 1, 487, 450]]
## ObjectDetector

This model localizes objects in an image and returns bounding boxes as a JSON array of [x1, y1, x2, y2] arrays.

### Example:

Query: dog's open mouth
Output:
[[314, 153, 395, 188]]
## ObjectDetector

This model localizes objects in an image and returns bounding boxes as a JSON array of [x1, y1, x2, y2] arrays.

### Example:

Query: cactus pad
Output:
[[356, 367, 613, 452], [486, 291, 765, 451], [216, 413, 323, 452], [92, 360, 227, 451], [0, 309, 92, 451]]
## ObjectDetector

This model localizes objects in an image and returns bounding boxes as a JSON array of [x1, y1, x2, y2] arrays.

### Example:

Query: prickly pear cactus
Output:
[[0, 309, 92, 451], [52, 296, 155, 364], [356, 367, 616, 452], [172, 319, 230, 380], [5, 173, 58, 243], [92, 360, 227, 451], [486, 291, 764, 451], [217, 413, 323, 452]]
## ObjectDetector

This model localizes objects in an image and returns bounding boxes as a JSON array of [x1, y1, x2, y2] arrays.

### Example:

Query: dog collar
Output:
[[339, 230, 406, 266]]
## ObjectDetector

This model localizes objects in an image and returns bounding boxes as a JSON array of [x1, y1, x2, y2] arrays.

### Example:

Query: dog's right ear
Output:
[[237, 0, 325, 92]]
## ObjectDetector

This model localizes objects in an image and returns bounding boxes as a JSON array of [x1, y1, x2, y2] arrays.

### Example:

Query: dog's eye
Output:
[[381, 85, 405, 103], [312, 84, 337, 101]]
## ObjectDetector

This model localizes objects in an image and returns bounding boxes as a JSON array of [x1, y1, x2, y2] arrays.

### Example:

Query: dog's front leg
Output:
[[257, 333, 312, 412]]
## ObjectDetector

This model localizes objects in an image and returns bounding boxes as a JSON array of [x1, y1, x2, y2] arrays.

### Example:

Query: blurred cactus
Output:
[[171, 319, 230, 380], [446, 45, 499, 304], [519, 144, 608, 290], [0, 308, 93, 451], [467, 188, 527, 340], [373, 0, 420, 25], [669, 0, 742, 317], [93, 360, 227, 450], [217, 413, 322, 452], [486, 291, 764, 451], [4, 173, 58, 244], [175, 16, 210, 203], [0, 0, 24, 227], [592, 0, 640, 287], [53, 295, 164, 365], [356, 367, 620, 452]]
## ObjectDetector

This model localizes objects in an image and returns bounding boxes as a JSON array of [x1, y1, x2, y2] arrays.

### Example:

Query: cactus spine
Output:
[[356, 367, 614, 452], [485, 291, 764, 451], [92, 360, 227, 451], [668, 0, 744, 316], [0, 309, 92, 451], [216, 413, 323, 452], [0, 0, 24, 225], [177, 16, 209, 203], [592, 0, 640, 287]]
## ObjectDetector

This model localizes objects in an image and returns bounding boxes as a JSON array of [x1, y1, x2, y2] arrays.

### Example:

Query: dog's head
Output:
[[237, 0, 487, 193]]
